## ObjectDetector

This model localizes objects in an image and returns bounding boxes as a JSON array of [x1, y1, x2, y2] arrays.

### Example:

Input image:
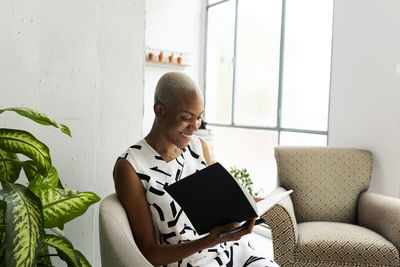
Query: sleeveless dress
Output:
[[120, 136, 279, 267]]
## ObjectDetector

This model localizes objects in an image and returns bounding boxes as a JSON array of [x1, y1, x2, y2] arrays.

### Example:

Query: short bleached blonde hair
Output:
[[154, 72, 202, 107]]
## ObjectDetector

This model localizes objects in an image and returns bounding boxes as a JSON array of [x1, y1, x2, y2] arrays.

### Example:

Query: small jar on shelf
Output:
[[168, 52, 175, 63], [158, 52, 164, 62], [177, 53, 183, 64]]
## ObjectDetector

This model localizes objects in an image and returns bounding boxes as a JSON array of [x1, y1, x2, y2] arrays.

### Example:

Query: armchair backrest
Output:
[[275, 147, 372, 224]]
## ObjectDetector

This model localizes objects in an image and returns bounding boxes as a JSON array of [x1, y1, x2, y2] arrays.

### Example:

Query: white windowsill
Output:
[[253, 224, 272, 239]]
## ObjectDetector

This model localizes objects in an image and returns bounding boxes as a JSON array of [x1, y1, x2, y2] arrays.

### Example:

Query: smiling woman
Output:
[[112, 72, 279, 266], [151, 73, 204, 152]]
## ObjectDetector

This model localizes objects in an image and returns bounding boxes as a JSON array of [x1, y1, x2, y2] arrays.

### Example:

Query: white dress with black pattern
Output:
[[121, 136, 278, 267]]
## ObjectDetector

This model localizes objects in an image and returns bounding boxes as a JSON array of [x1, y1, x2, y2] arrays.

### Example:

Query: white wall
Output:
[[0, 0, 145, 266], [329, 0, 400, 198], [143, 0, 206, 135]]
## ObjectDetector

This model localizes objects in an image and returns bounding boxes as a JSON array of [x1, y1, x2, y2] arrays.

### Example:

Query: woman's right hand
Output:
[[205, 219, 256, 247]]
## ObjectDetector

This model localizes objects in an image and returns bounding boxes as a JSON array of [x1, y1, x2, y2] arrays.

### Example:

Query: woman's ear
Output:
[[154, 102, 166, 119]]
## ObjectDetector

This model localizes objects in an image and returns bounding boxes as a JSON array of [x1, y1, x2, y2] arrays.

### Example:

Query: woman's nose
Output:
[[190, 119, 200, 131]]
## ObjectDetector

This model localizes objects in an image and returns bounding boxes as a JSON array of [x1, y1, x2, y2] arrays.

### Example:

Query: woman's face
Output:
[[162, 91, 204, 148]]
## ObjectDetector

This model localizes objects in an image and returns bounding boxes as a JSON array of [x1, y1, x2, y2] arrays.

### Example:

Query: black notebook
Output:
[[165, 162, 292, 235]]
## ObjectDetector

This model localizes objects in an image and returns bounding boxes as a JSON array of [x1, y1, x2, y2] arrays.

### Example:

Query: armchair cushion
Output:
[[358, 191, 400, 251], [275, 147, 372, 223], [296, 222, 400, 266]]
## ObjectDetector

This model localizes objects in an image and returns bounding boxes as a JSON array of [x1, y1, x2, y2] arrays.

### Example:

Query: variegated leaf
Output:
[[75, 250, 91, 267], [49, 227, 69, 241], [0, 129, 51, 177], [28, 165, 60, 195], [36, 244, 53, 267], [0, 107, 71, 137], [0, 182, 44, 267], [38, 188, 100, 228], [0, 232, 4, 267], [22, 160, 42, 184], [43, 234, 80, 267], [24, 161, 64, 190], [0, 200, 5, 264], [0, 148, 21, 184]]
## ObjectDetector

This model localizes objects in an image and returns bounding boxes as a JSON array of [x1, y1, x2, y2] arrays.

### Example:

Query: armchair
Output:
[[99, 193, 153, 267], [262, 147, 400, 266]]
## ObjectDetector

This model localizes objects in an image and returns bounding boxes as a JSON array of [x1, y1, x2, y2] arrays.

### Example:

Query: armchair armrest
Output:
[[261, 187, 298, 266], [358, 191, 400, 251]]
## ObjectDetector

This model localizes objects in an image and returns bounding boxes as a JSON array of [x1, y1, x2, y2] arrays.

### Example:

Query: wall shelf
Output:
[[146, 60, 190, 69], [145, 47, 191, 69]]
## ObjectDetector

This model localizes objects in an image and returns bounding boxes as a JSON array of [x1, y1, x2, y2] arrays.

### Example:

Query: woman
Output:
[[114, 72, 278, 267]]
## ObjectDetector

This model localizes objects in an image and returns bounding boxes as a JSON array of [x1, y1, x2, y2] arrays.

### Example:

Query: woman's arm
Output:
[[113, 158, 255, 266]]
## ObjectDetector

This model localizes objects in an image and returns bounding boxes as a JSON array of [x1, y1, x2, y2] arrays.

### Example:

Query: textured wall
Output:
[[0, 0, 145, 265]]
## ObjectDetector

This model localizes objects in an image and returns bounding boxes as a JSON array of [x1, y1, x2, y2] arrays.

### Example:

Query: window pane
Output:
[[208, 126, 278, 195], [205, 1, 236, 124], [234, 0, 282, 127], [281, 0, 333, 131], [279, 131, 327, 146]]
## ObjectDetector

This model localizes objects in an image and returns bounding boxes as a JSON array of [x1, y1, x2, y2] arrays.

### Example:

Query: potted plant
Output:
[[0, 107, 100, 267], [230, 167, 263, 201]]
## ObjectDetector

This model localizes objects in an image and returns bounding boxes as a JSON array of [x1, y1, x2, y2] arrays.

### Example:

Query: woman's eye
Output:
[[181, 117, 191, 121]]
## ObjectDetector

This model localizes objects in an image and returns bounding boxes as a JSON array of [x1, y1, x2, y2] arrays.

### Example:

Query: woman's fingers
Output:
[[207, 218, 257, 246]]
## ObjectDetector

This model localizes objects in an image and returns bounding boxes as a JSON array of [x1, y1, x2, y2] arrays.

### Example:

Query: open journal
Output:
[[165, 162, 293, 236]]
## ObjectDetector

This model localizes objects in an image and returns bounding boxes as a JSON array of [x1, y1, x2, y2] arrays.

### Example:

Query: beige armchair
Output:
[[99, 193, 153, 267], [262, 147, 400, 266]]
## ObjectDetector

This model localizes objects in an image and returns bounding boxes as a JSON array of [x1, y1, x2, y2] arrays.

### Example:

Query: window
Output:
[[204, 0, 334, 193]]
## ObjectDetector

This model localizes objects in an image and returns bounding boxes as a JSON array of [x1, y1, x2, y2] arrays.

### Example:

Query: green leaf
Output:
[[0, 200, 5, 265], [0, 107, 71, 137], [37, 188, 100, 228], [0, 148, 22, 184], [22, 160, 42, 184], [0, 200, 5, 225], [0, 182, 44, 267], [28, 165, 60, 195], [0, 232, 5, 267], [74, 250, 91, 267], [43, 234, 80, 267], [24, 161, 64, 190], [0, 129, 51, 177], [48, 227, 69, 242], [37, 244, 53, 267]]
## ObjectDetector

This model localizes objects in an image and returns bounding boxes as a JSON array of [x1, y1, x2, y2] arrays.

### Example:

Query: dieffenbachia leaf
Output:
[[0, 128, 51, 177], [43, 234, 81, 267], [0, 148, 21, 184], [0, 200, 5, 265], [37, 188, 100, 228], [75, 250, 91, 267], [24, 161, 64, 191], [0, 107, 71, 137], [0, 182, 44, 267], [28, 164, 60, 195], [36, 244, 53, 267], [22, 160, 43, 184]]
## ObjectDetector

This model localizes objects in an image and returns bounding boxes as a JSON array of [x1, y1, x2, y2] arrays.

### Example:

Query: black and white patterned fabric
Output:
[[121, 136, 278, 267]]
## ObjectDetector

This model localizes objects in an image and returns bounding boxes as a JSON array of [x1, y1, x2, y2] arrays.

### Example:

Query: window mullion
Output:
[[231, 0, 239, 125], [277, 0, 286, 144]]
